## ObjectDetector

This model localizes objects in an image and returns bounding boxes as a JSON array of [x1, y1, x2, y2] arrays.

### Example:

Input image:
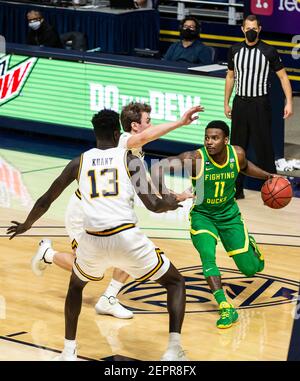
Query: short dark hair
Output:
[[27, 10, 43, 18], [206, 120, 230, 137], [120, 102, 151, 133], [180, 16, 201, 35], [243, 14, 261, 27], [91, 109, 120, 140]]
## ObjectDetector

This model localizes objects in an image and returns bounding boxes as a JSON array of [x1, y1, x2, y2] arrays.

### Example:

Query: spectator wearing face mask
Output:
[[26, 10, 63, 49], [163, 16, 213, 65]]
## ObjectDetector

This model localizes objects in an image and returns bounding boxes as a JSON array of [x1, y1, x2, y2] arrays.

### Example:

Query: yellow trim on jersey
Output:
[[136, 249, 164, 282], [205, 145, 229, 169], [188, 205, 195, 220], [227, 220, 249, 257], [124, 150, 132, 178], [191, 149, 204, 180], [74, 259, 103, 282], [75, 189, 82, 200], [231, 146, 240, 173], [86, 223, 135, 237], [190, 228, 218, 241], [71, 239, 78, 250], [77, 154, 83, 182]]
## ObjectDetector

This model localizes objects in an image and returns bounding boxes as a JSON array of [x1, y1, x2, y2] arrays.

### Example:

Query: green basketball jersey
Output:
[[190, 145, 240, 218]]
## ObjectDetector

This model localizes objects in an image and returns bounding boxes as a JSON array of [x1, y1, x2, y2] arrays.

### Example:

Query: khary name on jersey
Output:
[[92, 157, 114, 166]]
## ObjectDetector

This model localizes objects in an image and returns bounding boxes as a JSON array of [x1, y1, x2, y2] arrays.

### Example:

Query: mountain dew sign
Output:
[[0, 55, 37, 106], [0, 54, 227, 144]]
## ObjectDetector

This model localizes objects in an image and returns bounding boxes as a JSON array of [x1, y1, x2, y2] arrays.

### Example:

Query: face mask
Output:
[[180, 28, 198, 41], [245, 29, 258, 43], [29, 21, 41, 31]]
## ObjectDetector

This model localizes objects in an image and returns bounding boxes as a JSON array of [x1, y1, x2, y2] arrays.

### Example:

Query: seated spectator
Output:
[[60, 31, 87, 51], [163, 16, 213, 65], [26, 10, 62, 49]]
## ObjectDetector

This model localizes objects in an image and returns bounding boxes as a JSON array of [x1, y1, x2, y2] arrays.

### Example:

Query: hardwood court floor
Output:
[[0, 207, 299, 361], [0, 148, 299, 361]]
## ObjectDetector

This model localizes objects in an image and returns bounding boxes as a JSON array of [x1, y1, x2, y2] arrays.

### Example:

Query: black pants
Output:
[[231, 95, 276, 193]]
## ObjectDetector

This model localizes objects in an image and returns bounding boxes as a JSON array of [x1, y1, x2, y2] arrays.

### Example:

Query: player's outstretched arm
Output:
[[126, 152, 181, 213], [150, 151, 199, 201], [6, 157, 80, 239], [234, 146, 277, 179], [126, 105, 204, 149]]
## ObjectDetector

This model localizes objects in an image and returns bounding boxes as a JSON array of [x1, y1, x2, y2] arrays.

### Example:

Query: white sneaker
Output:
[[95, 296, 133, 319], [31, 239, 53, 276], [290, 159, 300, 170], [52, 348, 77, 361], [161, 345, 189, 361], [275, 158, 294, 172]]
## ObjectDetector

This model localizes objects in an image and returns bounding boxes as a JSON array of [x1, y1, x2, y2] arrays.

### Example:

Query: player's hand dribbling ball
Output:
[[261, 177, 293, 209]]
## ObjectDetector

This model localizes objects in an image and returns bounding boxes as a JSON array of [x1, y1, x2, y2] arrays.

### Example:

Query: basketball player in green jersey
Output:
[[151, 120, 279, 329]]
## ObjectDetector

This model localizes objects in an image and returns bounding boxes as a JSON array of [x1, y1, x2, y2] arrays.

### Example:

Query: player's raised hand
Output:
[[179, 105, 204, 126], [6, 221, 30, 240]]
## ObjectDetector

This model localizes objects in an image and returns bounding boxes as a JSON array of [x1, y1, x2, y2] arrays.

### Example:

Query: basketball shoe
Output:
[[161, 345, 189, 361], [95, 296, 133, 319], [31, 239, 54, 276], [216, 301, 239, 329], [52, 348, 77, 361]]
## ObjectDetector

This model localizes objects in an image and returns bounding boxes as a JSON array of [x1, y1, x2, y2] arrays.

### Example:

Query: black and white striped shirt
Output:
[[228, 40, 284, 97]]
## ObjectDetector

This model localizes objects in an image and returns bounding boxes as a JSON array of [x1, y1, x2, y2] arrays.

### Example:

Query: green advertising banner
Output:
[[1, 54, 227, 145]]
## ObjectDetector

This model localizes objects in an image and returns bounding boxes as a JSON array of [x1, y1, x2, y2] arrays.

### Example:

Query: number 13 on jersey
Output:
[[88, 168, 119, 198]]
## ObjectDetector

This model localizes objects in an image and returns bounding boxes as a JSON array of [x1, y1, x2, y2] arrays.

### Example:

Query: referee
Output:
[[224, 14, 293, 199]]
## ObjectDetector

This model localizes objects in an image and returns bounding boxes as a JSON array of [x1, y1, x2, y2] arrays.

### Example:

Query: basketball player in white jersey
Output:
[[30, 102, 203, 320], [7, 109, 201, 360]]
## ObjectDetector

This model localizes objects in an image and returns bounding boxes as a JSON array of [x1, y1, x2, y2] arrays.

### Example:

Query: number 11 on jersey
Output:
[[214, 181, 225, 198]]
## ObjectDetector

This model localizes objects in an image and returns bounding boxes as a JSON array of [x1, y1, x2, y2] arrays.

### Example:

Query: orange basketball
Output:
[[261, 177, 293, 209]]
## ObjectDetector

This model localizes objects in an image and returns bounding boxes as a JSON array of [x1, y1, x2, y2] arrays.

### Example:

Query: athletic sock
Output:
[[44, 248, 57, 264], [213, 289, 227, 306], [167, 332, 181, 349], [64, 339, 76, 353], [103, 279, 124, 299]]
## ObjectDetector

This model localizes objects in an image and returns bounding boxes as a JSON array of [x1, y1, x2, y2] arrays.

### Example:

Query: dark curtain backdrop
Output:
[[0, 1, 160, 53]]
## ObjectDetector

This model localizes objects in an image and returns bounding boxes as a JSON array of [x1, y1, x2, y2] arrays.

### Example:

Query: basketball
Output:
[[261, 177, 293, 209]]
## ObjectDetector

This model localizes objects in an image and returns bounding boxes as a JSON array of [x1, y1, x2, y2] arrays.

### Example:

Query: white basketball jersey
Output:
[[78, 147, 137, 231], [118, 132, 143, 159]]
